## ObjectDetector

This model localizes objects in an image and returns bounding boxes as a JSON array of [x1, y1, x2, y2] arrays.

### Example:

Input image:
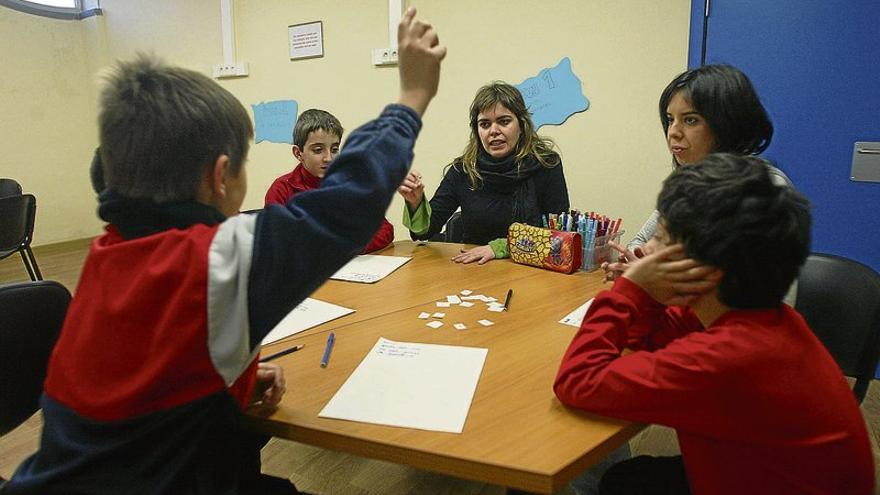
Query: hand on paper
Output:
[[452, 245, 496, 265], [397, 7, 447, 116], [253, 362, 286, 408], [623, 244, 721, 306], [398, 170, 425, 208], [601, 242, 644, 283]]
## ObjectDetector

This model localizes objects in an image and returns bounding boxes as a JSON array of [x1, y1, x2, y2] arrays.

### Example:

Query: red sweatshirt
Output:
[[265, 163, 393, 253], [554, 277, 873, 495]]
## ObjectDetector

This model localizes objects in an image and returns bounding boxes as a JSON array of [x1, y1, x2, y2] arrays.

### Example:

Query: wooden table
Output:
[[247, 241, 643, 494]]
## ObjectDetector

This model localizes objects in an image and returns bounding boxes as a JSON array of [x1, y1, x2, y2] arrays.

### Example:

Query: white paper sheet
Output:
[[330, 255, 412, 283], [261, 298, 354, 345], [559, 298, 594, 327], [319, 338, 488, 433]]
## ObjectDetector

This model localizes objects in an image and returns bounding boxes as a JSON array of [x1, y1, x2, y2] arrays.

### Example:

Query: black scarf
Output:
[[477, 150, 543, 226], [98, 190, 225, 240]]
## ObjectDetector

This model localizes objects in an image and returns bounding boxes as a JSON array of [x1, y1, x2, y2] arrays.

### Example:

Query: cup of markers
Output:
[[543, 211, 624, 272]]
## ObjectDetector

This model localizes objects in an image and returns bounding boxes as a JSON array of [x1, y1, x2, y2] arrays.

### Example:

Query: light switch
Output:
[[851, 142, 880, 183]]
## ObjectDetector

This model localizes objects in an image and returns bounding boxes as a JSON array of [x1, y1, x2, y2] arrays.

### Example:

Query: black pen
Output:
[[259, 344, 305, 363], [503, 288, 513, 311]]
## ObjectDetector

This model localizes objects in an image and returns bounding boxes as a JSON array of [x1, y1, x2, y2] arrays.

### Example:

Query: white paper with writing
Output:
[[559, 298, 594, 327], [261, 298, 354, 345], [330, 255, 412, 283], [319, 338, 488, 433]]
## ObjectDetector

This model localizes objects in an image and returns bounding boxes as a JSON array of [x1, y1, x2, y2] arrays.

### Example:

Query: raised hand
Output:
[[397, 7, 447, 116]]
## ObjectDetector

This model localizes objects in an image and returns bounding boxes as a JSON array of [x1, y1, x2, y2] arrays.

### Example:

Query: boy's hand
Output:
[[253, 362, 286, 408], [397, 7, 446, 116], [623, 244, 721, 306], [398, 170, 425, 207], [601, 242, 644, 283]]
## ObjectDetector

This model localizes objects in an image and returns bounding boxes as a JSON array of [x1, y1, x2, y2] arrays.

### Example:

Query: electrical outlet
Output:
[[371, 48, 398, 67], [213, 62, 250, 79]]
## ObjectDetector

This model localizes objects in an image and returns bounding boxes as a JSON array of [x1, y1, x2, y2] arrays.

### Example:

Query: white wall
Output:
[[0, 0, 691, 245]]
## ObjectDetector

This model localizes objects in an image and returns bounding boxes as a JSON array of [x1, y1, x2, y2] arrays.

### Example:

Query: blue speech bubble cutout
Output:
[[515, 57, 589, 129], [252, 100, 299, 144]]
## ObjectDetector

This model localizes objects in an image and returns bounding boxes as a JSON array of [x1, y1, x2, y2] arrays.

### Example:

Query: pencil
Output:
[[503, 288, 513, 311], [259, 344, 305, 362]]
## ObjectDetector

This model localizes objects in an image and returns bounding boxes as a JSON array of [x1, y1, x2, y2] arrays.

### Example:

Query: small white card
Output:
[[432, 312, 446, 318], [460, 301, 475, 308], [477, 319, 494, 327], [454, 323, 467, 330], [559, 298, 595, 327], [460, 290, 473, 296], [447, 295, 462, 305], [418, 312, 431, 319], [436, 301, 451, 308], [426, 321, 444, 329]]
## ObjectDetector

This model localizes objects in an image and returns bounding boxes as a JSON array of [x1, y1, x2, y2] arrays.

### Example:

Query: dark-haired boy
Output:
[[2, 7, 445, 495], [265, 109, 394, 253], [554, 154, 873, 494]]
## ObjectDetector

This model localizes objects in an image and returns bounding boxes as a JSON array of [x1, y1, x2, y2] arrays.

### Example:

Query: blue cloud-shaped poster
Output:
[[515, 57, 589, 129], [252, 99, 298, 144]]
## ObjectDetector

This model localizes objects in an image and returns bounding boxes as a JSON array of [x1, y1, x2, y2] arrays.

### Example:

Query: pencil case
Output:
[[507, 222, 582, 274]]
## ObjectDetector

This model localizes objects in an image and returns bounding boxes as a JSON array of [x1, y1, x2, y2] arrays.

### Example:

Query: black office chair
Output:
[[0, 280, 71, 435], [444, 211, 463, 243], [0, 178, 22, 198], [795, 253, 880, 403], [429, 211, 463, 243], [0, 194, 43, 281]]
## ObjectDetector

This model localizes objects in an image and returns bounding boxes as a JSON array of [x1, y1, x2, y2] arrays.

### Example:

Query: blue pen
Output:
[[320, 332, 335, 368]]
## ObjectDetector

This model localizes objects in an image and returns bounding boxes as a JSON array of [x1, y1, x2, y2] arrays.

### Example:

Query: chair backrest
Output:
[[0, 178, 23, 198], [795, 253, 880, 403], [0, 280, 71, 435], [444, 210, 463, 243], [0, 194, 36, 256]]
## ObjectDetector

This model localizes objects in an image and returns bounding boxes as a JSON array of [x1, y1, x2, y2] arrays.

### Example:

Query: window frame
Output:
[[0, 0, 101, 20]]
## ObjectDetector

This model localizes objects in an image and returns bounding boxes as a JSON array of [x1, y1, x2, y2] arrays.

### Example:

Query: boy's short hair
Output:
[[657, 153, 811, 308], [292, 109, 344, 149], [98, 54, 253, 203]]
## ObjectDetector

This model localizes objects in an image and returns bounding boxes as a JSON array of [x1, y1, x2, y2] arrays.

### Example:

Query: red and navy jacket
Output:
[[265, 163, 395, 253], [3, 104, 421, 495]]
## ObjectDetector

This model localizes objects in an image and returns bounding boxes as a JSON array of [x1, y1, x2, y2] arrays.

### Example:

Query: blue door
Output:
[[688, 0, 880, 271]]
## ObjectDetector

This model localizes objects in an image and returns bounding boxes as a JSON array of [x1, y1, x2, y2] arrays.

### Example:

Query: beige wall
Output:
[[1, 0, 690, 246]]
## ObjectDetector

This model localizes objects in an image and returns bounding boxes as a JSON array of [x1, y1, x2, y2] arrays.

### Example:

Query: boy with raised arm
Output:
[[2, 8, 445, 495], [554, 154, 872, 494]]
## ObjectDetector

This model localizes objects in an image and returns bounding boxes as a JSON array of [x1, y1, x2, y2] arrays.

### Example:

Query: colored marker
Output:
[[503, 288, 513, 311]]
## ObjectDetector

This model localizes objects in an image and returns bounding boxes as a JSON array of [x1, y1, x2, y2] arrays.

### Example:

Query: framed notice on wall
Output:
[[288, 21, 324, 60]]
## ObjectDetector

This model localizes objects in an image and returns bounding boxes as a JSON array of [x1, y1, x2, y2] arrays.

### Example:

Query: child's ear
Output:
[[209, 155, 232, 198], [292, 145, 303, 162]]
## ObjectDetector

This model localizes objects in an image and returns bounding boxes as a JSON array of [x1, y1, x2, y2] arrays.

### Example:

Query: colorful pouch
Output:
[[507, 222, 582, 274]]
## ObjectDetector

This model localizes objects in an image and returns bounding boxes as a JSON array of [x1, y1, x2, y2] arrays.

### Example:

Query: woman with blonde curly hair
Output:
[[399, 81, 570, 264]]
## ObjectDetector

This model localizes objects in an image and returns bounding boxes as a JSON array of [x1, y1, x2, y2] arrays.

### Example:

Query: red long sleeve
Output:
[[554, 277, 873, 494], [362, 219, 394, 253]]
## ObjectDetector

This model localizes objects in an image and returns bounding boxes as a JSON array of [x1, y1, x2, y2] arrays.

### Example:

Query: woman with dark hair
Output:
[[626, 65, 790, 253], [398, 81, 570, 264]]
